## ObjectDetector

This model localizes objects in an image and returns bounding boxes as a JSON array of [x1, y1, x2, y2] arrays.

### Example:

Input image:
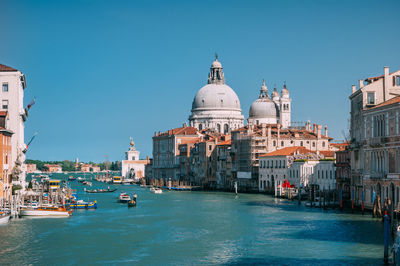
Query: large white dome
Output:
[[189, 56, 244, 133], [192, 84, 241, 111]]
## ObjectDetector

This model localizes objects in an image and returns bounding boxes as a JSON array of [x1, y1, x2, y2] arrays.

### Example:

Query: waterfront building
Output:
[[187, 131, 227, 188], [25, 163, 37, 174], [189, 56, 244, 133], [216, 138, 233, 190], [177, 139, 199, 184], [248, 81, 291, 128], [334, 143, 351, 202], [121, 139, 149, 179], [259, 146, 336, 195], [0, 121, 13, 201], [349, 66, 400, 210], [152, 125, 199, 181], [44, 164, 62, 173], [231, 122, 334, 192], [80, 164, 100, 172], [0, 64, 27, 187]]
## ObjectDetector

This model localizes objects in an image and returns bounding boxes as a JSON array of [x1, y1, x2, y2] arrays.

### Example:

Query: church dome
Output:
[[249, 80, 278, 121], [192, 83, 241, 110], [211, 59, 222, 68], [249, 97, 277, 118]]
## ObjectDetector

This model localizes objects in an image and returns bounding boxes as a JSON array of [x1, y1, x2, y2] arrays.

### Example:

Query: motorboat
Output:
[[69, 200, 97, 209], [20, 206, 71, 217], [150, 187, 163, 194], [0, 212, 10, 224], [68, 176, 76, 181], [119, 193, 131, 203], [82, 181, 92, 186]]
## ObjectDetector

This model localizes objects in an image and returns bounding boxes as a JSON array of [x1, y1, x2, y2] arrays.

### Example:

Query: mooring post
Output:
[[298, 187, 301, 205], [362, 189, 365, 215], [384, 212, 389, 265], [351, 188, 354, 214]]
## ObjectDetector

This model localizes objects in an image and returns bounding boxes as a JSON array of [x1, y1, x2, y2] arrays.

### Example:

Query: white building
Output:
[[259, 147, 336, 195], [189, 55, 244, 133], [121, 139, 149, 180], [0, 64, 27, 187], [248, 81, 291, 128]]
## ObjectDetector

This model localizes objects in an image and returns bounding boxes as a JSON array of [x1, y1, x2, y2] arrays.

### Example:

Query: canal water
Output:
[[0, 174, 384, 265]]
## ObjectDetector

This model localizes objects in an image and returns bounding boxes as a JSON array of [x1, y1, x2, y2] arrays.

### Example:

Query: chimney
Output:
[[146, 156, 150, 163], [317, 125, 322, 139], [358, 79, 364, 89], [384, 66, 389, 76], [313, 124, 316, 134], [352, 85, 356, 93], [324, 126, 328, 137], [183, 122, 187, 128], [261, 123, 266, 137]]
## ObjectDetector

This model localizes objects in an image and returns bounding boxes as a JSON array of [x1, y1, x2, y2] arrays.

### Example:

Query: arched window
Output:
[[199, 124, 203, 130], [217, 124, 221, 133], [273, 141, 276, 146], [281, 141, 284, 147], [322, 141, 325, 147], [300, 141, 303, 146], [224, 124, 229, 134]]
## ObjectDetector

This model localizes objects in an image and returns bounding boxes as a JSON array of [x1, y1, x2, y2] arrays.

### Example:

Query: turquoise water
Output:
[[0, 174, 384, 265]]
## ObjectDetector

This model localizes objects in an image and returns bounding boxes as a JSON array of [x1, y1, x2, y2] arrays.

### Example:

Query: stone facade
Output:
[[0, 64, 27, 187], [349, 66, 400, 210], [121, 139, 149, 179]]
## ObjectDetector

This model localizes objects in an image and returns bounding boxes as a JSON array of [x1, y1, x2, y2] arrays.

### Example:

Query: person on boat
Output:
[[133, 193, 137, 204]]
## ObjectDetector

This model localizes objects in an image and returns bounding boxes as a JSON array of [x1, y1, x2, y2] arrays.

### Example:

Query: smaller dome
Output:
[[211, 59, 222, 68], [272, 88, 280, 100], [281, 84, 289, 98], [249, 98, 278, 119]]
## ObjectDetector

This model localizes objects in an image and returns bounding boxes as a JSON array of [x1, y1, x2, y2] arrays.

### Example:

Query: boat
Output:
[[82, 181, 92, 186], [127, 199, 136, 207], [150, 187, 163, 194], [68, 176, 76, 181], [122, 178, 135, 184], [20, 206, 71, 217], [77, 177, 84, 182], [119, 193, 131, 203], [113, 176, 122, 184], [0, 212, 10, 224], [84, 188, 117, 193], [69, 200, 97, 209]]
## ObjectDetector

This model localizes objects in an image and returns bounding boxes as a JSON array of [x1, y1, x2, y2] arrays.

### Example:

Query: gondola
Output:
[[128, 200, 136, 207], [84, 188, 117, 193]]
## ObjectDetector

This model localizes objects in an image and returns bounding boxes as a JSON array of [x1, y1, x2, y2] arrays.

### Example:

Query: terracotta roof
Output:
[[319, 150, 335, 158], [365, 71, 396, 82], [260, 146, 312, 157], [0, 64, 18, 72], [156, 126, 198, 137], [331, 142, 349, 151], [367, 95, 400, 110], [217, 139, 231, 146]]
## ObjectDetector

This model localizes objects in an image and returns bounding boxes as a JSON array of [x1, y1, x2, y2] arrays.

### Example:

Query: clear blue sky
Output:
[[1, 0, 399, 162]]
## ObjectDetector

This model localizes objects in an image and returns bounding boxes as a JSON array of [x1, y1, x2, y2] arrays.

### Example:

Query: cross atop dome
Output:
[[208, 55, 225, 85]]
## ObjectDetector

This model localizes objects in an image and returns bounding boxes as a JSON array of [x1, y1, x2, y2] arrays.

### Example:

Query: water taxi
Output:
[[119, 193, 131, 203], [69, 200, 97, 209], [20, 206, 71, 217], [113, 176, 122, 184], [0, 212, 10, 224], [48, 180, 61, 190]]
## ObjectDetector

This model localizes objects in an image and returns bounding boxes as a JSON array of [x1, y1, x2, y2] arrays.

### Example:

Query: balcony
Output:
[[387, 173, 400, 179]]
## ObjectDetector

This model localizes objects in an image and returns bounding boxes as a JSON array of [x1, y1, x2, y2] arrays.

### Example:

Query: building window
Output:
[[2, 100, 8, 109], [209, 145, 212, 151], [312, 142, 315, 147], [395, 76, 400, 86], [2, 83, 8, 92], [273, 141, 276, 146], [396, 112, 399, 135], [281, 141, 284, 147], [367, 92, 375, 105], [322, 142, 325, 147], [199, 124, 203, 130], [300, 141, 303, 146]]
